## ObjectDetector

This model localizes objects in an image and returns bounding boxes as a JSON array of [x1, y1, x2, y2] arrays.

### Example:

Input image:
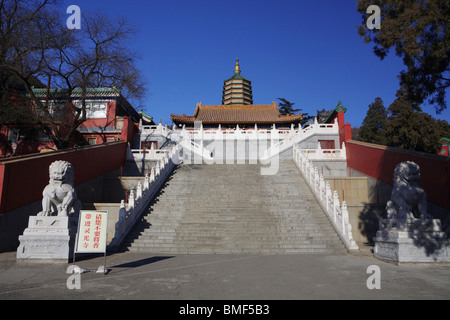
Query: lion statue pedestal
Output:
[[374, 218, 450, 263], [17, 161, 80, 262], [16, 216, 77, 262], [373, 161, 450, 264]]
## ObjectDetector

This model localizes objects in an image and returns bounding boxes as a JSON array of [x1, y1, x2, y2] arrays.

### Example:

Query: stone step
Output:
[[121, 160, 346, 254], [126, 247, 345, 254], [129, 238, 343, 246]]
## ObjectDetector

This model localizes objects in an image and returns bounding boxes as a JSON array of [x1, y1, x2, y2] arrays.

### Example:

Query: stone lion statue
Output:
[[386, 161, 431, 220], [38, 160, 81, 217]]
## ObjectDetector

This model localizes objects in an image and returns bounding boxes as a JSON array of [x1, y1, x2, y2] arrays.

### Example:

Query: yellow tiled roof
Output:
[[171, 103, 302, 124]]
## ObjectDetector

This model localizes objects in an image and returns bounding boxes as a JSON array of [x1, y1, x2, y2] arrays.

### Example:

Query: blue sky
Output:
[[63, 0, 449, 127]]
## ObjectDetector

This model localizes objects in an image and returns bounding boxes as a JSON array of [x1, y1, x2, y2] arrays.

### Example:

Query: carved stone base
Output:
[[374, 219, 450, 264], [16, 216, 77, 262]]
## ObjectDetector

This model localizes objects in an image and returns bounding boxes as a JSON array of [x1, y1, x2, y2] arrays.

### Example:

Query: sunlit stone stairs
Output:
[[122, 160, 346, 254]]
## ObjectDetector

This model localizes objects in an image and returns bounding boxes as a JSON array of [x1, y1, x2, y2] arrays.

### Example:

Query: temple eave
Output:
[[171, 119, 301, 125], [171, 114, 302, 125]]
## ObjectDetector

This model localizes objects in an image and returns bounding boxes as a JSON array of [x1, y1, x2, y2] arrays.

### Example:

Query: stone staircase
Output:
[[122, 160, 346, 254]]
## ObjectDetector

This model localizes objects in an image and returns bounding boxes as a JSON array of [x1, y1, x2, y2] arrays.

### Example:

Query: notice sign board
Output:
[[75, 210, 108, 253]]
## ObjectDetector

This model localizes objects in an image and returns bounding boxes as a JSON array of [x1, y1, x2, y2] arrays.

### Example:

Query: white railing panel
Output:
[[292, 145, 359, 252], [109, 145, 182, 250]]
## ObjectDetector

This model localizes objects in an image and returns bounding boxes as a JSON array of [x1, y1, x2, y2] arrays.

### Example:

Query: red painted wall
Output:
[[339, 123, 352, 147], [0, 126, 56, 158], [0, 141, 127, 214], [76, 103, 138, 146], [337, 111, 352, 146], [346, 140, 450, 210], [80, 102, 117, 128], [331, 110, 352, 147], [120, 116, 139, 145], [336, 110, 345, 128]]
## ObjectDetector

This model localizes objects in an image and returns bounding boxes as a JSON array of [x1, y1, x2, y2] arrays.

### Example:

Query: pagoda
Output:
[[222, 59, 253, 105], [171, 59, 302, 129]]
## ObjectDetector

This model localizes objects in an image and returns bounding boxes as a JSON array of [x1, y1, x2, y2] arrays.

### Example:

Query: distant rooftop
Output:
[[171, 102, 302, 125], [32, 87, 121, 99]]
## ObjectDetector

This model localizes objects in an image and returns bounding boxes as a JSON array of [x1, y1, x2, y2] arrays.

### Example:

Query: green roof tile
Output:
[[32, 87, 121, 98]]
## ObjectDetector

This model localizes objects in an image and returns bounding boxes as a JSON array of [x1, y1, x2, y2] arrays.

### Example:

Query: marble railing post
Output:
[[292, 145, 359, 252]]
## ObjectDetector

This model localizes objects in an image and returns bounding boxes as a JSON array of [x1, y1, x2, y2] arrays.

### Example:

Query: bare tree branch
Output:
[[1, 0, 147, 150]]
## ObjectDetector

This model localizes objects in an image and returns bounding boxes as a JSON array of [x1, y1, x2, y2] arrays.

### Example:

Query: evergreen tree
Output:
[[277, 98, 300, 115], [357, 0, 450, 114], [358, 97, 388, 145], [384, 88, 450, 153], [276, 98, 313, 126]]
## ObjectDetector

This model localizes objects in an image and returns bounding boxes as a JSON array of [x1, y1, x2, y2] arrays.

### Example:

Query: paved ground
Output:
[[0, 250, 449, 302]]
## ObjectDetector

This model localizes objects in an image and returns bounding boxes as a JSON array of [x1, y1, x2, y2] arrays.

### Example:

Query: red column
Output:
[[337, 110, 352, 146]]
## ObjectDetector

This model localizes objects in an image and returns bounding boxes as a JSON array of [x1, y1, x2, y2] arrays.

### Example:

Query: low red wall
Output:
[[346, 140, 450, 210], [0, 141, 127, 214]]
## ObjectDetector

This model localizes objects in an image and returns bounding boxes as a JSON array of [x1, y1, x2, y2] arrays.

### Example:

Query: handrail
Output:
[[299, 147, 346, 160], [129, 148, 170, 161], [140, 118, 340, 163], [293, 145, 359, 253], [260, 120, 338, 160], [167, 130, 214, 163], [109, 144, 181, 250]]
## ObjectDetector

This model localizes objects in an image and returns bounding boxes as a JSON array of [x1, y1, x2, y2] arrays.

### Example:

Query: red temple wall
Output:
[[0, 141, 127, 214], [346, 140, 450, 211]]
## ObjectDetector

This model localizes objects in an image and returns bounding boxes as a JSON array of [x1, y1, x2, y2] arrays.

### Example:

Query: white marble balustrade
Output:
[[293, 144, 359, 252]]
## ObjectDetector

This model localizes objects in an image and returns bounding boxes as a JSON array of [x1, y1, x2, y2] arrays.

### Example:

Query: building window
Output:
[[319, 140, 335, 149], [7, 130, 19, 143], [48, 102, 66, 115], [75, 101, 108, 119], [87, 137, 97, 145], [115, 117, 124, 130], [42, 100, 108, 119]]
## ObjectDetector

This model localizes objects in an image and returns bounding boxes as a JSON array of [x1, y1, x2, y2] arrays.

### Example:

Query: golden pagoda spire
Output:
[[234, 58, 241, 74]]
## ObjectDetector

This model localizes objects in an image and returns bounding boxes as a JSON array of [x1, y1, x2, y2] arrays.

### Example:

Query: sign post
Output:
[[73, 210, 108, 274]]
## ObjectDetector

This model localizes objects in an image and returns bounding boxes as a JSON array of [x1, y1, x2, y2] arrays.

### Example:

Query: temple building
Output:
[[0, 87, 144, 157], [171, 59, 303, 129], [32, 87, 141, 146]]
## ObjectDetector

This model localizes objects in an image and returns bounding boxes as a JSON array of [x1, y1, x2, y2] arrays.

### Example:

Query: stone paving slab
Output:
[[0, 251, 449, 301]]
